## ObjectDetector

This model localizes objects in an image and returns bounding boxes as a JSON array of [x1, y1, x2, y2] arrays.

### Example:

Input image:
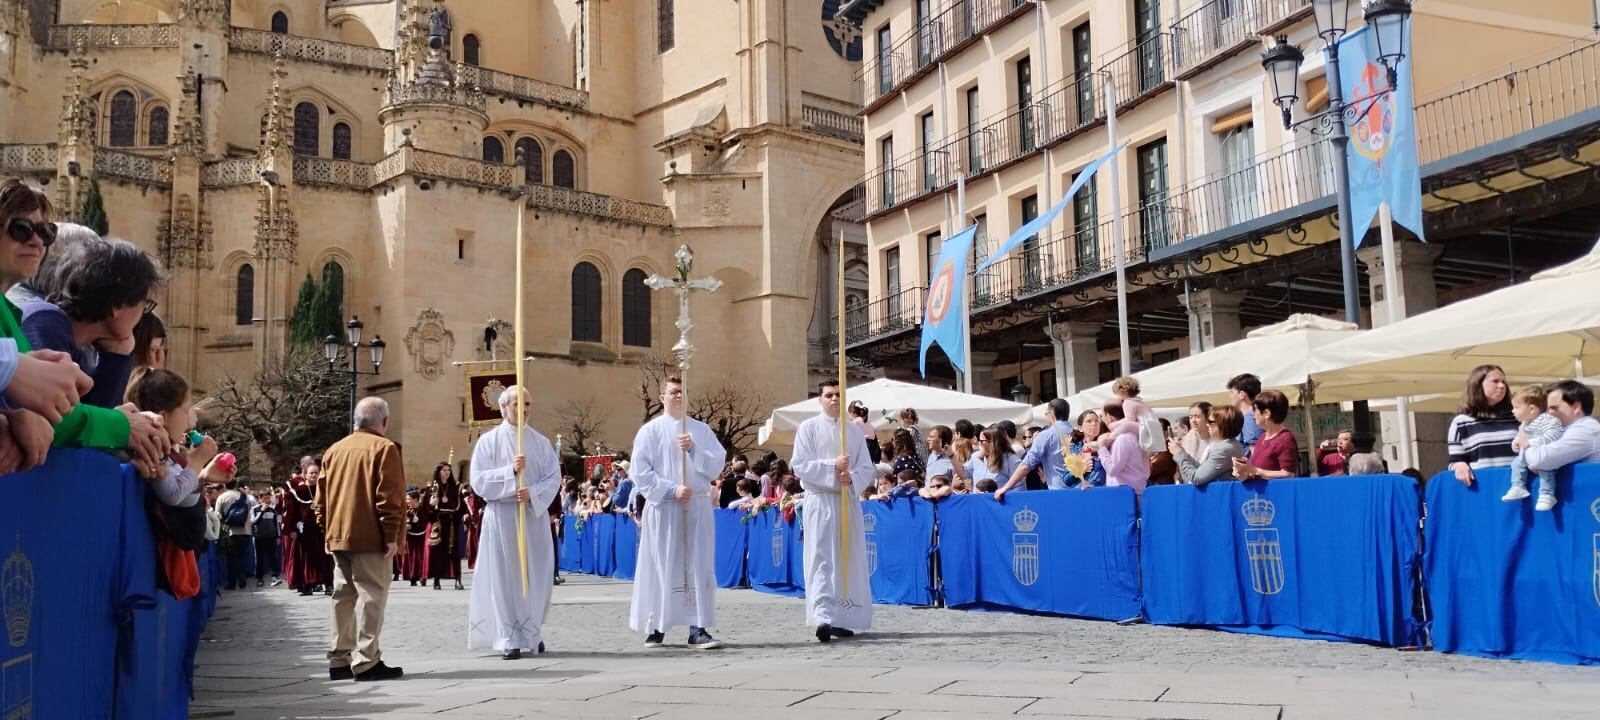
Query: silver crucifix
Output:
[[645, 245, 722, 600]]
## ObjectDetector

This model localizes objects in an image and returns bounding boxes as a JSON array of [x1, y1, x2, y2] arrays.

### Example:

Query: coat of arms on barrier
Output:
[[1012, 507, 1040, 586], [862, 512, 878, 577], [3, 536, 33, 719], [771, 515, 785, 568], [1591, 499, 1600, 610], [1243, 496, 1285, 595]]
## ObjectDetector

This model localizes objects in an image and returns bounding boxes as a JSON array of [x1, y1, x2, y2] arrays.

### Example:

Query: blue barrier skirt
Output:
[[862, 497, 935, 606], [591, 514, 617, 577], [1425, 464, 1600, 664], [745, 508, 803, 597], [613, 515, 639, 581], [713, 509, 748, 588], [559, 515, 581, 573], [939, 489, 1141, 621], [1141, 475, 1421, 647]]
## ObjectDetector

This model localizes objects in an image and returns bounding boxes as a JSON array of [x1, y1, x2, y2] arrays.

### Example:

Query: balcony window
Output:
[[1073, 171, 1099, 275], [885, 247, 902, 322], [1135, 0, 1164, 93], [1016, 56, 1034, 153], [1215, 111, 1256, 226], [1019, 194, 1041, 290], [876, 24, 894, 95], [965, 86, 982, 174], [916, 0, 933, 67], [920, 112, 937, 192], [879, 136, 895, 207], [1073, 23, 1095, 125], [925, 231, 942, 287], [971, 214, 992, 302], [1137, 138, 1170, 251]]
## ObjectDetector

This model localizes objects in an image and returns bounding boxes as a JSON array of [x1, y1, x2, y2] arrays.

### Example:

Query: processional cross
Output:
[[645, 245, 722, 600]]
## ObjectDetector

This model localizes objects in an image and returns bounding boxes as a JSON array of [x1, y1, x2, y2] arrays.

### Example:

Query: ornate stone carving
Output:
[[704, 185, 731, 220], [259, 54, 290, 157], [46, 24, 179, 50], [170, 70, 202, 159], [59, 44, 93, 149], [229, 27, 392, 72], [159, 194, 213, 269], [176, 0, 228, 26], [404, 308, 456, 380], [253, 184, 298, 260]]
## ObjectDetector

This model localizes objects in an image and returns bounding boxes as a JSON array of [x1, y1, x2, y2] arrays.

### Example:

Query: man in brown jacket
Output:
[[315, 396, 406, 682]]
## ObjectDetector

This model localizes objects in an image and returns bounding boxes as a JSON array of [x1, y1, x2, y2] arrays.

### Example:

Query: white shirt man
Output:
[[628, 376, 727, 649], [790, 380, 875, 643], [467, 386, 562, 660], [1525, 380, 1600, 485]]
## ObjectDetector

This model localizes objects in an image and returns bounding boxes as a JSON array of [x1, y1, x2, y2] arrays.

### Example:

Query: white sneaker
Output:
[[1501, 486, 1530, 502], [1535, 494, 1558, 512]]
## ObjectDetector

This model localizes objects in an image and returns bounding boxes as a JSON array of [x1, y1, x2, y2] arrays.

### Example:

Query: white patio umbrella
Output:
[[756, 377, 1035, 446], [1060, 313, 1364, 412], [1314, 241, 1600, 398]]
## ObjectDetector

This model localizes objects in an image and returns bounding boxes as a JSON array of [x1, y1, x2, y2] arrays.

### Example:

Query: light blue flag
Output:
[[1336, 25, 1424, 244], [974, 142, 1128, 273], [919, 225, 977, 377]]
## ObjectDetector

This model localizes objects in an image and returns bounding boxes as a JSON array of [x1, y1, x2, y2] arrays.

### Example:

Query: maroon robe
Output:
[[402, 505, 430, 582], [282, 478, 332, 591], [464, 490, 485, 570], [424, 481, 465, 580]]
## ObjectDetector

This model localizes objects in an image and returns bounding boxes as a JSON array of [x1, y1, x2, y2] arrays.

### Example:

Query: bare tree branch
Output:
[[556, 396, 608, 458], [198, 347, 350, 484]]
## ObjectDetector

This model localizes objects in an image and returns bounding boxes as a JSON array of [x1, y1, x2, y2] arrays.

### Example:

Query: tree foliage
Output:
[[80, 178, 109, 236], [198, 346, 350, 483], [556, 396, 608, 460], [289, 263, 347, 347]]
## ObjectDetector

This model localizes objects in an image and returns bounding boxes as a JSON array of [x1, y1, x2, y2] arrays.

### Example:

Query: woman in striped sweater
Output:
[[1447, 364, 1519, 486]]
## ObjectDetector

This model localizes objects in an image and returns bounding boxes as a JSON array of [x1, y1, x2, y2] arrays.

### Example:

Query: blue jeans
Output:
[[1510, 452, 1555, 496]]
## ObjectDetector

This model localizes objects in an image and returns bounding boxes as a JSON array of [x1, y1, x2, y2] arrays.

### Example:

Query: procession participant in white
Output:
[[790, 379, 875, 643], [467, 386, 561, 660], [629, 376, 727, 649]]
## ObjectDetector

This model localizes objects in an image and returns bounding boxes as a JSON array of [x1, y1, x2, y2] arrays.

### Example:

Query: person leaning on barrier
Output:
[[1233, 389, 1299, 481], [1445, 364, 1518, 488], [1524, 380, 1600, 481], [0, 178, 153, 474], [1169, 405, 1247, 487]]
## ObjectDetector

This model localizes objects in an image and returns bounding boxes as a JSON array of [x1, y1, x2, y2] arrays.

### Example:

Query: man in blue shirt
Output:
[[609, 460, 634, 511], [1228, 373, 1264, 451], [923, 425, 968, 485], [995, 398, 1074, 501]]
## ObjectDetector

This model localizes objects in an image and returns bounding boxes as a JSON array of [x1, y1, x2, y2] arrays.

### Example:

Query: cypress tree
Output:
[[80, 179, 109, 236], [289, 272, 320, 346]]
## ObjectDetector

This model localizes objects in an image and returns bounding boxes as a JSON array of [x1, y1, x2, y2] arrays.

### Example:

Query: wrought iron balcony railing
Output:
[[1170, 0, 1311, 79], [972, 204, 1179, 310], [856, 0, 1034, 108], [1103, 32, 1176, 109], [834, 284, 926, 346], [1161, 138, 1336, 250]]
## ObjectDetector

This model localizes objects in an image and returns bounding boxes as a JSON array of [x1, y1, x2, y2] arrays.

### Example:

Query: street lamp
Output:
[[1262, 0, 1412, 454], [324, 315, 385, 423], [1009, 382, 1032, 405]]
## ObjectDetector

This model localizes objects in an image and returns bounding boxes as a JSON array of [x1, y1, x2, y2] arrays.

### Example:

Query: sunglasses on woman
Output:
[[5, 218, 56, 247]]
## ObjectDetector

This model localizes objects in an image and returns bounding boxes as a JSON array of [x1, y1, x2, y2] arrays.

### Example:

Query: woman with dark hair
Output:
[[888, 428, 924, 479], [1233, 389, 1299, 480], [14, 232, 166, 409], [848, 400, 881, 463], [131, 311, 167, 370], [283, 456, 334, 596], [967, 426, 1020, 485], [1445, 364, 1518, 487], [0, 178, 164, 474], [1170, 405, 1247, 486], [426, 462, 466, 590], [1067, 410, 1107, 487]]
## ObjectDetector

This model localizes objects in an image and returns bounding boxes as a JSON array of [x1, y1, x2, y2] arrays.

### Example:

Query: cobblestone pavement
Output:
[[193, 573, 1600, 720]]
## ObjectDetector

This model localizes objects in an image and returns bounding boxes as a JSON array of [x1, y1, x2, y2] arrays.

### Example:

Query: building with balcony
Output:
[[0, 0, 867, 476], [837, 0, 1600, 468]]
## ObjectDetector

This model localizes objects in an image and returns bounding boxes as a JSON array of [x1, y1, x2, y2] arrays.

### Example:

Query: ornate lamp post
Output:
[[323, 315, 386, 423], [1261, 0, 1412, 452]]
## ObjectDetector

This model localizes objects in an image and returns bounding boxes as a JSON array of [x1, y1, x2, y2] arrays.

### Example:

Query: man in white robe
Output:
[[629, 376, 727, 649], [791, 379, 875, 642], [467, 386, 561, 660]]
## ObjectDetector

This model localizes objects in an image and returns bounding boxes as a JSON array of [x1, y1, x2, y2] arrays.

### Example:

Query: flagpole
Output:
[[1104, 76, 1130, 376], [836, 227, 851, 601], [510, 157, 529, 599], [1378, 201, 1414, 471]]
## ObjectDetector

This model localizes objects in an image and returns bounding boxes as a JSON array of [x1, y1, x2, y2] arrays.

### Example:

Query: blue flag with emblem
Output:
[[1336, 25, 1424, 244], [974, 142, 1127, 273], [919, 225, 976, 377]]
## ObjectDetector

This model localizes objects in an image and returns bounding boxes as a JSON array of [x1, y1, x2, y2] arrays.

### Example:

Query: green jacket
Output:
[[0, 297, 131, 449]]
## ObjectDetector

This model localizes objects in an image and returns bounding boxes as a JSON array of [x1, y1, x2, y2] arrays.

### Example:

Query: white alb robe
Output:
[[791, 413, 875, 630], [628, 414, 727, 633], [467, 421, 561, 652]]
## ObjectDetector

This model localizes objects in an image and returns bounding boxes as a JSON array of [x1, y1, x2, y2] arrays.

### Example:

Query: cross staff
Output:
[[645, 245, 722, 599]]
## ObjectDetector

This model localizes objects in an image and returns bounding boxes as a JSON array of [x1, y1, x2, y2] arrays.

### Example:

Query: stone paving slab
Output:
[[192, 573, 1600, 720]]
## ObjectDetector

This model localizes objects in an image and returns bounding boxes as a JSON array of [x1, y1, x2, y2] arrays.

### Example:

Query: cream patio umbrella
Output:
[[756, 377, 1035, 447], [1313, 241, 1600, 399]]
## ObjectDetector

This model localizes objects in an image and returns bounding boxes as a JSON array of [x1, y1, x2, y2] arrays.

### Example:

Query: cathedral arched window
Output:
[[658, 0, 674, 53], [146, 105, 169, 146], [271, 12, 289, 34], [321, 261, 345, 327], [293, 102, 319, 156], [332, 122, 352, 160], [463, 34, 481, 66], [622, 268, 651, 347], [235, 264, 255, 326], [514, 137, 543, 184], [570, 262, 602, 343], [482, 136, 505, 164], [108, 90, 137, 147], [553, 149, 576, 189]]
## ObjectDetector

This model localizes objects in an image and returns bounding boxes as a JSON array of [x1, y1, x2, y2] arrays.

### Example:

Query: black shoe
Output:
[[433, 579, 441, 590], [553, 576, 565, 586], [328, 666, 353, 681], [454, 580, 464, 590], [537, 642, 545, 654], [354, 662, 403, 682], [829, 627, 855, 639], [298, 588, 313, 597], [502, 649, 521, 660], [688, 628, 723, 650], [324, 587, 333, 596], [643, 631, 666, 648], [815, 624, 832, 644]]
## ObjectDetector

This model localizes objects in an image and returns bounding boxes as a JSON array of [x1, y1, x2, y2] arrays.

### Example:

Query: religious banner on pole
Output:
[[975, 142, 1127, 273], [464, 369, 517, 428], [919, 225, 977, 377], [1335, 24, 1424, 244]]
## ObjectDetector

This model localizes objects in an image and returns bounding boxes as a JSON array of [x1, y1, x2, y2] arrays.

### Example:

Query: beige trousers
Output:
[[328, 551, 391, 673]]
